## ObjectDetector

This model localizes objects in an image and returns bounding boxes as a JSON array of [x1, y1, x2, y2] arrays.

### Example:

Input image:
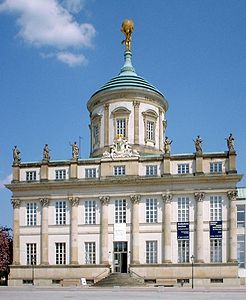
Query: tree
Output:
[[0, 227, 13, 283]]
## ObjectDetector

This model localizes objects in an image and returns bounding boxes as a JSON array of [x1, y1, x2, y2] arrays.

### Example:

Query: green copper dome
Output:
[[91, 50, 164, 98]]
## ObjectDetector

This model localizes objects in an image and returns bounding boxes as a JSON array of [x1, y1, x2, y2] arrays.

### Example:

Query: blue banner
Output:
[[177, 222, 189, 240], [210, 221, 222, 239]]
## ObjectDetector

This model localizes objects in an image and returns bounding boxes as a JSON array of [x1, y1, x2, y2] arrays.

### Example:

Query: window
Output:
[[85, 168, 96, 178], [55, 169, 66, 180], [26, 243, 36, 265], [116, 118, 126, 137], [55, 201, 66, 225], [146, 241, 157, 264], [91, 113, 102, 149], [146, 120, 154, 141], [85, 200, 96, 224], [55, 242, 66, 264], [146, 165, 157, 176], [85, 242, 96, 264], [210, 239, 222, 262], [115, 199, 126, 223], [210, 162, 222, 173], [26, 202, 37, 226], [237, 235, 245, 268], [146, 198, 157, 223], [210, 196, 222, 221], [237, 205, 245, 228], [114, 165, 125, 176], [178, 240, 189, 263], [178, 197, 189, 222], [178, 164, 189, 174], [26, 171, 36, 181]]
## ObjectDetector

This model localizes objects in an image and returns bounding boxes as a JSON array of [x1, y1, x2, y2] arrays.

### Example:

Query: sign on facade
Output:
[[177, 222, 189, 240], [210, 221, 222, 239]]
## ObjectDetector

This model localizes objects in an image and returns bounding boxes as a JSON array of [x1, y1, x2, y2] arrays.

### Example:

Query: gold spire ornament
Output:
[[121, 19, 134, 50]]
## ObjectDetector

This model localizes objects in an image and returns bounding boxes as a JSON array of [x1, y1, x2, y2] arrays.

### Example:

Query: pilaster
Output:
[[195, 153, 204, 174], [227, 190, 238, 262], [194, 192, 205, 263], [69, 197, 79, 264], [159, 108, 164, 151], [104, 104, 109, 146], [99, 196, 110, 264], [40, 162, 48, 181], [12, 165, 20, 182], [40, 198, 49, 265], [130, 194, 141, 264], [11, 198, 21, 265], [70, 160, 78, 179], [133, 101, 140, 145], [162, 192, 173, 263], [162, 154, 171, 175], [228, 151, 237, 174]]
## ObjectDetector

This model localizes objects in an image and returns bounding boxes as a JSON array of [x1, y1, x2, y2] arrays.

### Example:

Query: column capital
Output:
[[133, 100, 140, 108], [69, 197, 79, 207], [104, 103, 109, 110], [194, 192, 205, 202], [227, 190, 238, 201], [99, 196, 110, 205], [11, 198, 21, 208], [162, 193, 173, 203], [130, 194, 141, 204], [40, 198, 50, 207]]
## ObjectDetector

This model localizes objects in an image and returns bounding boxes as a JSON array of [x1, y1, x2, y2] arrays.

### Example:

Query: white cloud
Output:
[[0, 0, 95, 66], [56, 51, 87, 66], [0, 174, 12, 189]]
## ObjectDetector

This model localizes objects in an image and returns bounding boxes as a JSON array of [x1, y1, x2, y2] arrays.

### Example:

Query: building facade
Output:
[[7, 24, 243, 286]]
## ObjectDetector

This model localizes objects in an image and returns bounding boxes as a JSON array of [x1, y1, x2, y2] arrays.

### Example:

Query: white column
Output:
[[69, 197, 79, 264], [159, 108, 163, 150], [227, 190, 238, 262], [11, 198, 21, 265], [40, 198, 49, 265], [162, 193, 173, 263], [130, 195, 140, 264], [194, 192, 205, 262], [99, 196, 110, 264]]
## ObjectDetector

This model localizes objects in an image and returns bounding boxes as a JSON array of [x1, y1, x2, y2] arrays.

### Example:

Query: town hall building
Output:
[[6, 20, 244, 286]]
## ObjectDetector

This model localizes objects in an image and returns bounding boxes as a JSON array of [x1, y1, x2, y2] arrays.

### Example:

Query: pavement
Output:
[[0, 286, 246, 300]]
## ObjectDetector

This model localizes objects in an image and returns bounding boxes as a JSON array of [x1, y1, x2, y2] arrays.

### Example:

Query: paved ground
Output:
[[0, 287, 246, 300]]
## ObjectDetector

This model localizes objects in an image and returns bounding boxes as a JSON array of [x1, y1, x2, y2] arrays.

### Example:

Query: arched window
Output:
[[142, 109, 158, 145], [112, 107, 131, 139]]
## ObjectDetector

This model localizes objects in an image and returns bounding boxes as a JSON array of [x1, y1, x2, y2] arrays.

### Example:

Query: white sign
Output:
[[114, 223, 126, 241], [80, 278, 87, 286]]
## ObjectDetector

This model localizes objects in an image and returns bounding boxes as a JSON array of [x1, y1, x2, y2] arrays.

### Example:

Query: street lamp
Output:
[[191, 254, 194, 289]]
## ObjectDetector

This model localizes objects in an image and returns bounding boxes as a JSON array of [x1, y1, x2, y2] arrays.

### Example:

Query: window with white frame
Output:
[[26, 171, 36, 181], [210, 196, 222, 221], [146, 198, 157, 223], [146, 240, 157, 264], [237, 205, 245, 228], [146, 165, 157, 176], [115, 199, 126, 223], [55, 169, 66, 180], [55, 242, 66, 264], [85, 242, 96, 264], [146, 120, 155, 141], [55, 201, 66, 225], [116, 118, 126, 137], [210, 239, 222, 262], [26, 202, 37, 226], [178, 164, 190, 174], [85, 168, 96, 178], [85, 200, 96, 224], [114, 165, 125, 176], [178, 197, 189, 222], [26, 243, 37, 265], [237, 235, 245, 268], [210, 162, 222, 173], [178, 240, 189, 263]]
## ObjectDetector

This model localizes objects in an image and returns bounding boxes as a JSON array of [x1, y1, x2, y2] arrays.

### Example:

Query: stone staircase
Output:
[[94, 272, 145, 287]]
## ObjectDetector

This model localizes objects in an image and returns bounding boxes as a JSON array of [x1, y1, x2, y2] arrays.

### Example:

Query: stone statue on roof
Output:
[[194, 135, 202, 153], [164, 136, 172, 154], [13, 145, 21, 165], [71, 141, 79, 160], [121, 19, 134, 50], [226, 133, 235, 152], [43, 144, 50, 162]]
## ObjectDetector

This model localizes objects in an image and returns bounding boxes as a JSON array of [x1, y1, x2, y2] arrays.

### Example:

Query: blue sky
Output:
[[0, 0, 245, 227]]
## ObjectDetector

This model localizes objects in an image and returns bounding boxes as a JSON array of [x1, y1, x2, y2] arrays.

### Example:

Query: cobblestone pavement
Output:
[[0, 286, 246, 300]]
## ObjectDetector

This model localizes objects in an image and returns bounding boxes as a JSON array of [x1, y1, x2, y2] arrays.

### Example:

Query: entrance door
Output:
[[113, 242, 128, 273]]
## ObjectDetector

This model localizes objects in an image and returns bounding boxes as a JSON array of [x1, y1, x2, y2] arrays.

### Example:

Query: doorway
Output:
[[113, 241, 128, 273]]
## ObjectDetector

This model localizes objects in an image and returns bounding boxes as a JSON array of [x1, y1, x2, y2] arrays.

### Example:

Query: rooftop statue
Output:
[[121, 19, 134, 50], [70, 141, 79, 160], [43, 144, 50, 162], [194, 135, 203, 153], [13, 145, 21, 165], [227, 133, 235, 152], [164, 136, 172, 154]]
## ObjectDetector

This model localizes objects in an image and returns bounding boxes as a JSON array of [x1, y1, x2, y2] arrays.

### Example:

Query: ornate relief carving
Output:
[[162, 193, 173, 203], [99, 196, 110, 206], [103, 136, 139, 159], [133, 100, 140, 108], [40, 198, 50, 207], [194, 192, 205, 202], [130, 194, 140, 204], [227, 190, 238, 201], [69, 197, 79, 207], [11, 198, 21, 208]]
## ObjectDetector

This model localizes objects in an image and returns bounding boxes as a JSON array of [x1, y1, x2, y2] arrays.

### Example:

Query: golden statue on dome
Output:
[[121, 19, 134, 50]]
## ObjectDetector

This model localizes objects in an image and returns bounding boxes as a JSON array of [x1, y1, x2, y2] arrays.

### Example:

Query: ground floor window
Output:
[[237, 235, 245, 268], [55, 242, 66, 264], [85, 242, 96, 264], [26, 243, 36, 265], [178, 240, 189, 263], [146, 240, 157, 264], [210, 239, 222, 262]]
